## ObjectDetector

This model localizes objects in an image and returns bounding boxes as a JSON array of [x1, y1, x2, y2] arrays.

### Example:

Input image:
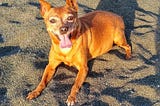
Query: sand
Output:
[[0, 0, 160, 106]]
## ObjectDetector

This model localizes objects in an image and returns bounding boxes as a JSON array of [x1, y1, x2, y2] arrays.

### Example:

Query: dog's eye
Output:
[[49, 19, 56, 24], [67, 16, 74, 21]]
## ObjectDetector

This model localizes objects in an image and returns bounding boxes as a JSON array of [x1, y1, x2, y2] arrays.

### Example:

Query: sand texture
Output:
[[0, 0, 160, 106]]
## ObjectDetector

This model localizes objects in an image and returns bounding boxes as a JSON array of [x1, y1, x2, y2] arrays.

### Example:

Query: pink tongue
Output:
[[59, 35, 72, 48]]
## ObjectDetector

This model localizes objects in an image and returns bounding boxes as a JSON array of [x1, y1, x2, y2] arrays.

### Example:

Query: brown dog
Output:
[[27, 0, 131, 105]]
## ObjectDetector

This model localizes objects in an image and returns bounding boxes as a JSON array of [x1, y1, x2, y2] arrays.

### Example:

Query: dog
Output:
[[26, 0, 131, 105]]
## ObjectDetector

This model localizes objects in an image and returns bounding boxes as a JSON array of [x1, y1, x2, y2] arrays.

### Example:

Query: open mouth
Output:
[[58, 33, 72, 49], [51, 30, 73, 49]]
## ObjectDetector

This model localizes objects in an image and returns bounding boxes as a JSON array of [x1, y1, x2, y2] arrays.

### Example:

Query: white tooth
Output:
[[67, 102, 70, 106], [71, 101, 74, 106]]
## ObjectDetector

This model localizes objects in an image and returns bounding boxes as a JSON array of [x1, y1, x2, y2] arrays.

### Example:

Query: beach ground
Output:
[[0, 0, 160, 106]]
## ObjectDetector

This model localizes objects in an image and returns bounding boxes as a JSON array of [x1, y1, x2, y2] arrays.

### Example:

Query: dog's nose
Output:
[[60, 26, 68, 34]]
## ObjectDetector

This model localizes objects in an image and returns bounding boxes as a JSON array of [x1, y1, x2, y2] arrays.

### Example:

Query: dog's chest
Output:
[[58, 49, 75, 66], [62, 56, 74, 66], [60, 48, 72, 54]]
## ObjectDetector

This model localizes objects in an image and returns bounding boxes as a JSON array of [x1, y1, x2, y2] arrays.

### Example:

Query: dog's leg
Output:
[[119, 43, 131, 59], [66, 64, 88, 106], [27, 61, 61, 100], [114, 30, 131, 59]]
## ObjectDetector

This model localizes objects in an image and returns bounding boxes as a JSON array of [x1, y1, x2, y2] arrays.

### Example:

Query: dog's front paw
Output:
[[26, 90, 40, 100], [125, 55, 131, 60], [66, 96, 76, 106]]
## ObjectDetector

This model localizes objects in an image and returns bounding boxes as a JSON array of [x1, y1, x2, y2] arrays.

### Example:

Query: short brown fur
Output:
[[27, 0, 131, 105]]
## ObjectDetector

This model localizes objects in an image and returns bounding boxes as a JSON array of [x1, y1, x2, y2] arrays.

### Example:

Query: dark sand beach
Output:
[[0, 0, 160, 105]]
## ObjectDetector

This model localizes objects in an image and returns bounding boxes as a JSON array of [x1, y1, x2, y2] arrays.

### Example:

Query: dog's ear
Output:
[[66, 0, 78, 11], [39, 0, 51, 17]]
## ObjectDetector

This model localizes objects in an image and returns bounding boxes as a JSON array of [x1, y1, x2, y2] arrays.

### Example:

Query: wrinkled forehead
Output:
[[46, 6, 77, 18]]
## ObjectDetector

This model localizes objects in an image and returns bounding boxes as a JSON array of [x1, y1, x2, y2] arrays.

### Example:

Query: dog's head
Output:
[[39, 0, 78, 48]]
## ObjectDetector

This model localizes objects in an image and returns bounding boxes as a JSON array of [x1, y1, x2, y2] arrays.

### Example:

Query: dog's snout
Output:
[[60, 26, 69, 34]]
